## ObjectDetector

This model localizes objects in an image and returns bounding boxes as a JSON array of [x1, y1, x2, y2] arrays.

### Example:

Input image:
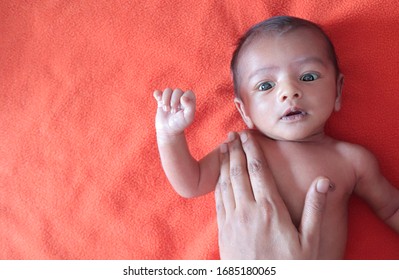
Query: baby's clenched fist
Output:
[[153, 88, 196, 136]]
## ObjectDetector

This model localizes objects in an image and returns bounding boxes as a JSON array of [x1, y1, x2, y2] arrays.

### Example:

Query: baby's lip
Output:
[[281, 107, 307, 119]]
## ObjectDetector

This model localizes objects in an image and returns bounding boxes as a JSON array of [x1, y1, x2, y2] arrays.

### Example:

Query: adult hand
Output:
[[215, 131, 332, 259]]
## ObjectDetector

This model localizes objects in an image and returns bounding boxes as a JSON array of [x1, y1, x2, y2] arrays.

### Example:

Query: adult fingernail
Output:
[[316, 178, 330, 193], [240, 132, 248, 143]]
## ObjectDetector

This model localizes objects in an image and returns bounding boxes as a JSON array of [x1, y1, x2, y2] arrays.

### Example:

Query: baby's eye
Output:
[[258, 81, 275, 91], [300, 73, 319, 82]]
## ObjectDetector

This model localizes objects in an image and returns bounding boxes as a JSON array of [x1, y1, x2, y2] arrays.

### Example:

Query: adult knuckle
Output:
[[237, 209, 251, 224], [248, 158, 263, 175], [307, 198, 325, 214], [215, 201, 224, 213], [229, 140, 241, 151], [259, 198, 273, 211], [217, 179, 229, 192], [258, 198, 274, 221], [230, 165, 243, 177]]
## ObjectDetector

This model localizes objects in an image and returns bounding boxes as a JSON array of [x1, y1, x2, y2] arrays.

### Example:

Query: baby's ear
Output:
[[234, 98, 254, 128], [334, 73, 344, 111]]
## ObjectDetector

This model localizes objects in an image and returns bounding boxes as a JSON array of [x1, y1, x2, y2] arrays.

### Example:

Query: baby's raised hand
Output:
[[154, 88, 196, 136]]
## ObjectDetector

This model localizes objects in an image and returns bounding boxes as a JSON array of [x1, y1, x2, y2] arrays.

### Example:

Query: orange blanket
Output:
[[1, 0, 398, 259]]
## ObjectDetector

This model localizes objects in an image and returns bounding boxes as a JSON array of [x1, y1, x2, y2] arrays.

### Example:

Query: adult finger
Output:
[[217, 143, 235, 213], [215, 177, 225, 230], [227, 132, 256, 205], [239, 131, 284, 205], [299, 177, 330, 254]]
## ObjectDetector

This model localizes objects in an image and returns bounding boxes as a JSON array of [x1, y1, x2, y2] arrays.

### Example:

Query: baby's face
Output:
[[235, 28, 343, 141]]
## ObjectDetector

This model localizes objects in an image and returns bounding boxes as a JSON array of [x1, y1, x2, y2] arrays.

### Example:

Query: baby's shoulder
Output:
[[333, 140, 374, 158], [333, 140, 379, 172]]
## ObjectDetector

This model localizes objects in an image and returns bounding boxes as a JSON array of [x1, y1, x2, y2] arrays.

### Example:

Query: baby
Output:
[[153, 16, 399, 259]]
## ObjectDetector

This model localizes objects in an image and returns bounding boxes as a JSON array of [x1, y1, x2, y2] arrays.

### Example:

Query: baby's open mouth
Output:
[[281, 107, 307, 120]]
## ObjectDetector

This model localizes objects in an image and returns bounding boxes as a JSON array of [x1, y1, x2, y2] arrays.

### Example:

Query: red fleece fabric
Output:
[[0, 0, 398, 259]]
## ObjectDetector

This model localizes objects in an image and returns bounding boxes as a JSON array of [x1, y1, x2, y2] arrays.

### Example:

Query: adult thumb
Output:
[[299, 177, 331, 256]]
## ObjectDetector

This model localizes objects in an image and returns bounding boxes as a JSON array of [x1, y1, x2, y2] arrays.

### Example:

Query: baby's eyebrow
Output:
[[292, 56, 326, 67], [247, 57, 326, 81], [248, 66, 278, 81]]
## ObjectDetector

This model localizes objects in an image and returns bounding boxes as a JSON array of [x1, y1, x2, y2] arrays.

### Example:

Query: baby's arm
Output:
[[154, 88, 220, 198], [353, 147, 399, 232]]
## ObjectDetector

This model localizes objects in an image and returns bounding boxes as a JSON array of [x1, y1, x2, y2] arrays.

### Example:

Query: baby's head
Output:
[[231, 16, 344, 141]]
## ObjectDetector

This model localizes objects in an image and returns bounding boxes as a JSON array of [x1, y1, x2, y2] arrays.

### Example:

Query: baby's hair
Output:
[[230, 15, 340, 98]]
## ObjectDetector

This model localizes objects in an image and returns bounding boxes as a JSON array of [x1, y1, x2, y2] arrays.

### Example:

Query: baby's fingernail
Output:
[[240, 132, 248, 143], [316, 178, 330, 193], [220, 143, 228, 153]]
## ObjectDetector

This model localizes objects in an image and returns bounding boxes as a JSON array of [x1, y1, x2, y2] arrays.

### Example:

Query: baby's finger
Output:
[[161, 88, 173, 111], [180, 90, 196, 120], [181, 90, 196, 103], [153, 90, 163, 107], [181, 90, 196, 109], [170, 88, 184, 113]]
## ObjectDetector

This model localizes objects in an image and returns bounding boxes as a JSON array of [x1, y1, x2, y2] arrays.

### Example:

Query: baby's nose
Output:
[[279, 82, 302, 102]]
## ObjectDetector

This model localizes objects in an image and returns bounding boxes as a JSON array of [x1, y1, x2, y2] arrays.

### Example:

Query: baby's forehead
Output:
[[237, 27, 332, 68], [243, 27, 328, 50]]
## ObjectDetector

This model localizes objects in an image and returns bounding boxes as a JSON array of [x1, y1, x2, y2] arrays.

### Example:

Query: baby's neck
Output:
[[264, 131, 333, 144]]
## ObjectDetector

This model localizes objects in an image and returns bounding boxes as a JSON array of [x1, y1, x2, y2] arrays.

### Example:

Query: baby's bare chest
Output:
[[259, 139, 356, 225]]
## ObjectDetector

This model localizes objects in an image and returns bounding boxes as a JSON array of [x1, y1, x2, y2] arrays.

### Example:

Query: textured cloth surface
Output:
[[1, 0, 398, 259]]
